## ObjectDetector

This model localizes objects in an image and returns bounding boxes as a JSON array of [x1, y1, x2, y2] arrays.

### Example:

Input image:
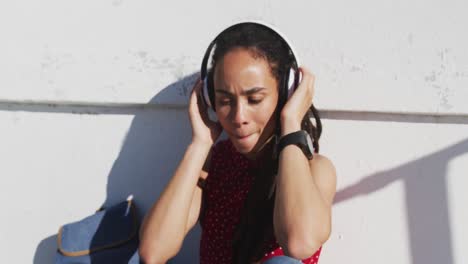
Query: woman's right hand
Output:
[[188, 77, 223, 147]]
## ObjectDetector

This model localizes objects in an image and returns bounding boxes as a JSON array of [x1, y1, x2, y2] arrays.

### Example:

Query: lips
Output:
[[231, 132, 252, 139]]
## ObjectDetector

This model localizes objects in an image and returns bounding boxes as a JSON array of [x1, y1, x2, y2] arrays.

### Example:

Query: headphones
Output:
[[199, 21, 301, 114]]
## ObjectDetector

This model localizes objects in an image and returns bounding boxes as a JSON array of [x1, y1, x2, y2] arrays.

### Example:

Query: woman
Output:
[[139, 22, 337, 264]]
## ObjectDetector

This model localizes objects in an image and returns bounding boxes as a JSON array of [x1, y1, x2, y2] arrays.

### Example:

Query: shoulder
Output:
[[308, 154, 337, 205]]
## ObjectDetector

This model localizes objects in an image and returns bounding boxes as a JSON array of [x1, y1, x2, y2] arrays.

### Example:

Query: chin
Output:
[[229, 134, 259, 154]]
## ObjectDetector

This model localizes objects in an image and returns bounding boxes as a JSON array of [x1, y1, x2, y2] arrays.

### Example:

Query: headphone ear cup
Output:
[[286, 68, 297, 99], [202, 76, 212, 109], [277, 68, 299, 113], [277, 71, 288, 112], [206, 69, 216, 111]]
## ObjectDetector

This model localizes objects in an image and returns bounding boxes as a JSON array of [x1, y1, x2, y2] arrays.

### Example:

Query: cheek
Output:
[[215, 108, 233, 132], [214, 108, 229, 123], [256, 99, 278, 126]]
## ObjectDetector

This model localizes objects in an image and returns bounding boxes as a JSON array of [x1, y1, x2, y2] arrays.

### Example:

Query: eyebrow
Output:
[[215, 87, 267, 96]]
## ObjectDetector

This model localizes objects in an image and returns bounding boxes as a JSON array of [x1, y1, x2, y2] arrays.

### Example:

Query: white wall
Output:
[[1, 1, 467, 263]]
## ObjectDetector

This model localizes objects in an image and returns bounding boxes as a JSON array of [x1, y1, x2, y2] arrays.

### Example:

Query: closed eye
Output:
[[249, 98, 263, 104], [216, 95, 232, 105], [219, 100, 231, 106]]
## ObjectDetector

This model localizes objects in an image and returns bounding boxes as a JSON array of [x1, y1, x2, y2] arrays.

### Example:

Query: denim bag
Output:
[[55, 199, 140, 264]]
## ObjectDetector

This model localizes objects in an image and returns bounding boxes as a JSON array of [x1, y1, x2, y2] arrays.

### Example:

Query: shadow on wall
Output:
[[32, 73, 201, 264], [333, 137, 468, 264], [32, 71, 466, 263], [96, 73, 204, 263]]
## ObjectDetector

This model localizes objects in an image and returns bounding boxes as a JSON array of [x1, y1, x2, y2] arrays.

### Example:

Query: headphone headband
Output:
[[200, 21, 300, 81], [200, 21, 301, 113]]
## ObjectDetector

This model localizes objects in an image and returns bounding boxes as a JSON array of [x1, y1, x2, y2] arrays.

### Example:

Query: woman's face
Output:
[[213, 47, 279, 159]]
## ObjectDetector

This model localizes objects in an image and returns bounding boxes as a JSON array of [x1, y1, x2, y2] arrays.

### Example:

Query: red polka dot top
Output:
[[199, 139, 322, 264]]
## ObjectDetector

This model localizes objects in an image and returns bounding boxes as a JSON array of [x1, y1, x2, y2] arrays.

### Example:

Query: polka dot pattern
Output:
[[200, 140, 322, 264]]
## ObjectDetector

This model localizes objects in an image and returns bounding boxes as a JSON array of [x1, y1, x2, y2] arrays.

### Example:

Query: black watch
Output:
[[277, 130, 314, 160]]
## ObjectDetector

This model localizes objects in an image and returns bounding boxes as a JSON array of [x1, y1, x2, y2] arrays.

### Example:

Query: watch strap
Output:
[[277, 130, 313, 159]]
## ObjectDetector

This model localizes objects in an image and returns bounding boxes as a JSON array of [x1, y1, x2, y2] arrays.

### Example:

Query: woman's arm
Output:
[[273, 120, 337, 260], [139, 141, 211, 264], [139, 77, 221, 264], [274, 67, 336, 260]]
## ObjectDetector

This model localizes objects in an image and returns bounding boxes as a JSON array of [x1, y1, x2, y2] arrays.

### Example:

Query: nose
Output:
[[231, 101, 248, 126]]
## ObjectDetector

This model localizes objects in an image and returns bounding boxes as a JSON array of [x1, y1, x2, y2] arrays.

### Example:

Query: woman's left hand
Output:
[[280, 67, 316, 134]]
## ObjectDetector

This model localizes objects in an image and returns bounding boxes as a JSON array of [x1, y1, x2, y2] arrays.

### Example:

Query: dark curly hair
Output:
[[207, 23, 322, 263]]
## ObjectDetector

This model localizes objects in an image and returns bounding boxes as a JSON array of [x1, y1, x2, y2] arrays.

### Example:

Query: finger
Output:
[[196, 85, 208, 113], [299, 67, 315, 93], [191, 81, 205, 108], [296, 68, 315, 107], [298, 66, 315, 86], [191, 78, 202, 94]]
